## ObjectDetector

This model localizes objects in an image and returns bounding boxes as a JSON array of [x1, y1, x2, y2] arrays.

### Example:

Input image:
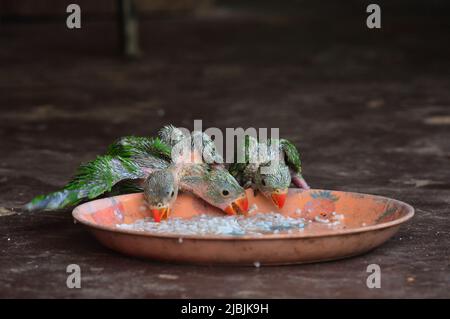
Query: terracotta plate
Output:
[[72, 189, 414, 266]]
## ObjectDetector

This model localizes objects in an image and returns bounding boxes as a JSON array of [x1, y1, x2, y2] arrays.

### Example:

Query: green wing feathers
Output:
[[227, 135, 250, 180], [65, 155, 145, 198], [280, 139, 302, 173], [25, 136, 172, 212], [106, 136, 171, 162], [25, 155, 145, 211]]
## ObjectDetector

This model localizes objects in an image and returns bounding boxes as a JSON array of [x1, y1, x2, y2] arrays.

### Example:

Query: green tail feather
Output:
[[106, 136, 172, 162], [25, 155, 146, 212], [24, 189, 85, 211]]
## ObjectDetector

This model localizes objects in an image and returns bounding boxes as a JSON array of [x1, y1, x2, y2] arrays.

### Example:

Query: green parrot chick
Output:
[[143, 169, 178, 222], [181, 164, 248, 215], [253, 161, 291, 209]]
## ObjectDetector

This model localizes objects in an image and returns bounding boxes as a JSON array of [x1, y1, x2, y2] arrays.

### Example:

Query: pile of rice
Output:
[[117, 212, 307, 236]]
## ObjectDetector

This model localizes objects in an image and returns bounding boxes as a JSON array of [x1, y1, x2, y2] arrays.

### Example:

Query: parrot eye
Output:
[[157, 203, 162, 208], [222, 190, 230, 197]]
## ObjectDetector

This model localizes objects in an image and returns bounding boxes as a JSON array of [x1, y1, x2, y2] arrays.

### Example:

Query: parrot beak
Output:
[[151, 207, 170, 222], [236, 196, 249, 213], [224, 205, 236, 215], [271, 189, 288, 209], [224, 195, 249, 215]]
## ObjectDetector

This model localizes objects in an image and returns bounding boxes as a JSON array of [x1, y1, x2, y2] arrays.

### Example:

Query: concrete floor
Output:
[[0, 3, 449, 298]]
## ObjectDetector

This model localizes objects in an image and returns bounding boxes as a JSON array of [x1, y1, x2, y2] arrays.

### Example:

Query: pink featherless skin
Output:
[[292, 174, 310, 190]]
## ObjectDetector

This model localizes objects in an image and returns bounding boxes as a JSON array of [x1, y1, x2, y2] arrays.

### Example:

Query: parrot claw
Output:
[[292, 174, 310, 190]]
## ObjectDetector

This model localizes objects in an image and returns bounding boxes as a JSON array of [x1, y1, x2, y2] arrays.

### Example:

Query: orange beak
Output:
[[151, 207, 170, 222], [236, 196, 249, 213], [271, 189, 288, 209], [224, 196, 249, 215], [224, 205, 237, 215]]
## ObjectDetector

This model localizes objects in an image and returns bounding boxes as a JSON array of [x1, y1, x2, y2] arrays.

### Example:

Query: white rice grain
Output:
[[314, 216, 330, 224]]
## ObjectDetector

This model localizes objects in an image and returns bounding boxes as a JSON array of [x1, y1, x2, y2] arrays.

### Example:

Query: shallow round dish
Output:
[[72, 189, 414, 265]]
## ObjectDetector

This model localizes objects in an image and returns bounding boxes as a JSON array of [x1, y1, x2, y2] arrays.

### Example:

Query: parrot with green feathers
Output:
[[25, 136, 170, 212], [149, 125, 248, 219], [25, 126, 249, 222], [228, 135, 309, 209]]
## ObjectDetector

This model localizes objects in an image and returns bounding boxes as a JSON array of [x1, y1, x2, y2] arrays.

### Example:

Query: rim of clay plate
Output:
[[72, 190, 415, 241]]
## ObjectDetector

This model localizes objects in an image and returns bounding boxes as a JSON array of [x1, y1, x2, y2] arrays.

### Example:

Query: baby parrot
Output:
[[228, 135, 309, 209], [180, 164, 248, 216], [146, 125, 247, 220], [143, 168, 179, 222]]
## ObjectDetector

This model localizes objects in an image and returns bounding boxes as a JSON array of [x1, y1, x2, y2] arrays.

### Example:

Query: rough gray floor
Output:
[[0, 3, 449, 298]]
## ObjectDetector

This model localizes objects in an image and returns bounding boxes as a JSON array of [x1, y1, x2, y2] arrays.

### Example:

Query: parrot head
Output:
[[254, 161, 291, 209], [206, 167, 249, 215], [182, 164, 249, 215], [143, 169, 178, 222]]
